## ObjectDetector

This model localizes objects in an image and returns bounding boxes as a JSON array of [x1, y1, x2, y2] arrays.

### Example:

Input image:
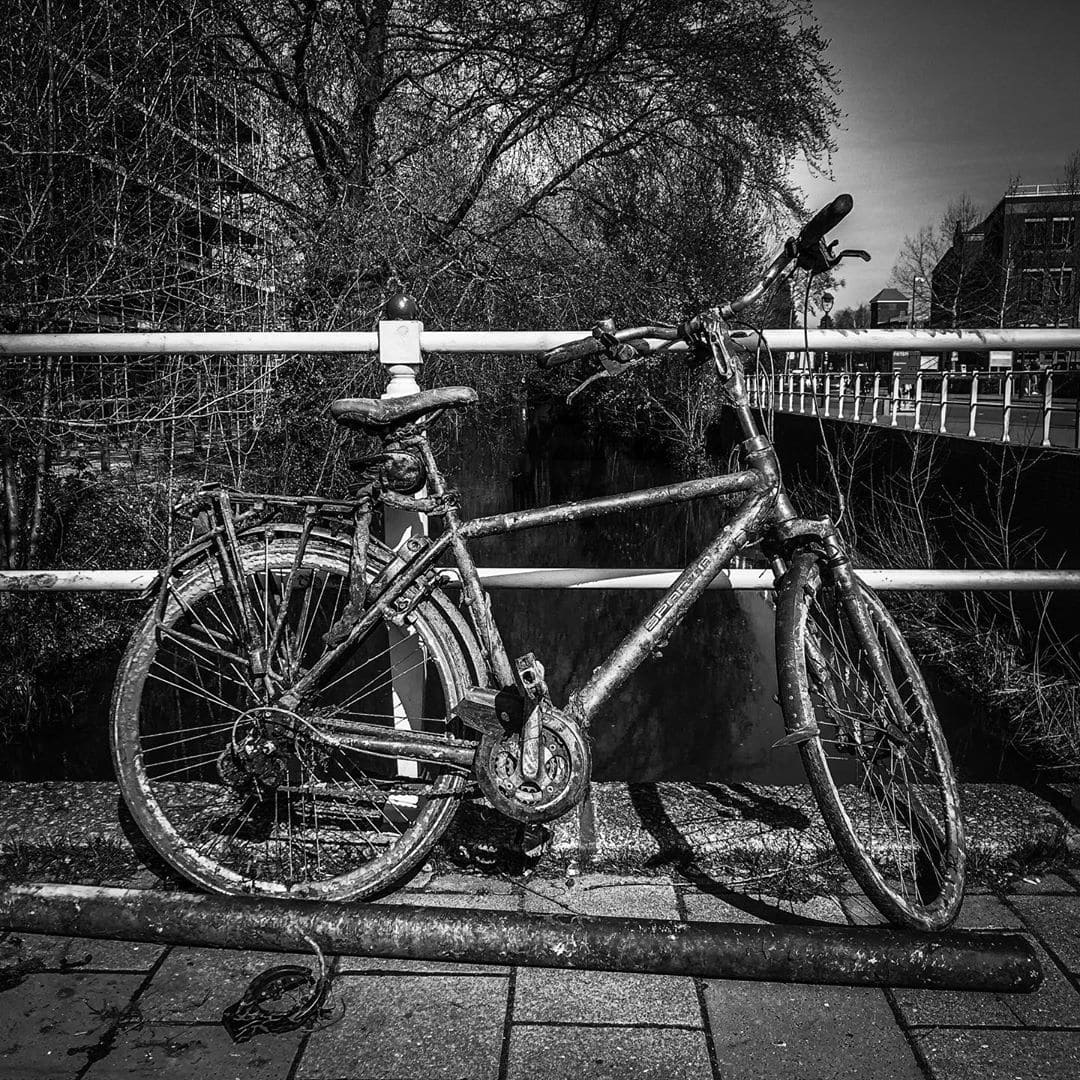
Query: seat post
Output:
[[379, 303, 426, 790]]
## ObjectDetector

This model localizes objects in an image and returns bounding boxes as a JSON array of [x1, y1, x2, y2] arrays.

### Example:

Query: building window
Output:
[[1024, 217, 1048, 248], [1021, 268, 1042, 303], [1052, 217, 1074, 248]]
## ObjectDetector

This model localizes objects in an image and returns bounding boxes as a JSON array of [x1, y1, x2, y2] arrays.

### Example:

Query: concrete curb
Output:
[[1, 780, 1076, 889]]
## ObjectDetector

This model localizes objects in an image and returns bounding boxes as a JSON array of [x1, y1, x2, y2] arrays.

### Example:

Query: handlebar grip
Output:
[[538, 337, 600, 368], [797, 193, 853, 247]]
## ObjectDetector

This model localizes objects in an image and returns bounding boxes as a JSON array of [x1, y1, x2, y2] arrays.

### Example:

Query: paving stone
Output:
[[521, 875, 680, 919], [682, 890, 846, 925], [138, 947, 316, 1022], [892, 939, 1080, 1029], [513, 968, 701, 1026], [1006, 874, 1076, 895], [83, 1022, 302, 1079], [297, 974, 506, 1079], [0, 971, 143, 1078], [373, 889, 520, 910], [914, 1028, 1080, 1080], [505, 1024, 712, 1080], [418, 873, 517, 894], [0, 932, 165, 972], [1011, 896, 1080, 972], [840, 893, 1023, 930], [704, 981, 923, 1080]]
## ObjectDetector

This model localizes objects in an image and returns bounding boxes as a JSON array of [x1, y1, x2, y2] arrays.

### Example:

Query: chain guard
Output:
[[474, 707, 590, 824]]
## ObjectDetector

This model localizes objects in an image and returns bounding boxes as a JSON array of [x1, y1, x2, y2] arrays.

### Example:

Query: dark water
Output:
[[2, 402, 998, 783], [446, 404, 794, 783]]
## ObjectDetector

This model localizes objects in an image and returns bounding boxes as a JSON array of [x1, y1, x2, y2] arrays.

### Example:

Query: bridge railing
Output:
[[3, 325, 1079, 592], [746, 367, 1080, 450]]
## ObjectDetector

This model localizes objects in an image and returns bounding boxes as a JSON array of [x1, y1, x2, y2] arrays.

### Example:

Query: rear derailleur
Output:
[[217, 706, 328, 800]]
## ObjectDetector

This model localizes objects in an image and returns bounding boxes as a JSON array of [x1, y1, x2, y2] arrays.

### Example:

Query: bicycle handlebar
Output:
[[797, 193, 853, 248], [538, 195, 855, 368], [537, 325, 678, 368]]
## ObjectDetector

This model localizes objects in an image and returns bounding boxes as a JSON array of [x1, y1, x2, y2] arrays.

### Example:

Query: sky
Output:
[[791, 0, 1080, 312]]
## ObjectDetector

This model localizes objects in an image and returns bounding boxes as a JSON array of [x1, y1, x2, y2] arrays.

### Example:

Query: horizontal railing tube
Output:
[[461, 472, 761, 540], [0, 884, 1042, 992], [4, 568, 1080, 593], [5, 328, 1080, 356]]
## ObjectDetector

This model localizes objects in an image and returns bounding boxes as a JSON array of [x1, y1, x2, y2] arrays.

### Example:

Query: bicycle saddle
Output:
[[330, 386, 477, 431]]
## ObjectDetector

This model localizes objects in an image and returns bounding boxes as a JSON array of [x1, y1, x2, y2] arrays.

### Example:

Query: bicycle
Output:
[[110, 194, 966, 931]]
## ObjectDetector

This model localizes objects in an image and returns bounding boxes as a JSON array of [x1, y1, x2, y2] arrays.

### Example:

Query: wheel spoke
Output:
[[782, 555, 963, 929], [115, 537, 472, 901]]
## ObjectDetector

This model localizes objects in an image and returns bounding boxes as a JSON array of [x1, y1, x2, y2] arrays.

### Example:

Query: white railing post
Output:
[[1002, 370, 1013, 443], [913, 371, 924, 431], [871, 373, 882, 424], [891, 373, 900, 427], [853, 373, 863, 421], [968, 375, 979, 438], [1042, 370, 1054, 448], [838, 373, 847, 419], [823, 372, 832, 416], [939, 373, 950, 434], [799, 373, 807, 413], [378, 315, 426, 788]]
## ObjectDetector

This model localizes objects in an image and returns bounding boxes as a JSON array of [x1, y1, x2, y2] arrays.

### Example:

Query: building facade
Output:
[[930, 184, 1080, 367]]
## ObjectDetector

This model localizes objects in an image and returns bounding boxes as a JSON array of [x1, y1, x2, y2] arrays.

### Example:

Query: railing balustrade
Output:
[[746, 365, 1080, 451]]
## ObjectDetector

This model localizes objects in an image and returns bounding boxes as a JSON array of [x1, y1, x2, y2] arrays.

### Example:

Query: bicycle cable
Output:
[[802, 270, 847, 528]]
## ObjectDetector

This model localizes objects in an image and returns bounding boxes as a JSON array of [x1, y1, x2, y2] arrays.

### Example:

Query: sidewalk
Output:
[[2, 780, 1079, 1078], [3, 869, 1080, 1078]]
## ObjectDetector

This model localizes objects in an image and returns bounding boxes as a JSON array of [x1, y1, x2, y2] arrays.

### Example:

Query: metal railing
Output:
[[3, 325, 1079, 592], [2, 567, 1080, 593], [746, 368, 1080, 450]]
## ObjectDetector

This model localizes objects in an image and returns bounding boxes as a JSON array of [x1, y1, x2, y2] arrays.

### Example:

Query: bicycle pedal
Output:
[[772, 726, 820, 749]]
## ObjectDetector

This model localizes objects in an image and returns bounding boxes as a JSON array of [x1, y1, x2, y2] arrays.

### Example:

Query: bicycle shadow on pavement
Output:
[[625, 781, 846, 926]]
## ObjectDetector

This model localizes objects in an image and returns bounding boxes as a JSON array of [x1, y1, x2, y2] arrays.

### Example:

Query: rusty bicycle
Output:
[[110, 195, 966, 930]]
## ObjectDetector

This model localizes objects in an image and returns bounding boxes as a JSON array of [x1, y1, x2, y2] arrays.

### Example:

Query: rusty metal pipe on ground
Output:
[[0, 884, 1041, 992]]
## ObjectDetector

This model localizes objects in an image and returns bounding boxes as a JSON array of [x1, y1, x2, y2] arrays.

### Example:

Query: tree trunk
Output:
[[1, 449, 23, 570]]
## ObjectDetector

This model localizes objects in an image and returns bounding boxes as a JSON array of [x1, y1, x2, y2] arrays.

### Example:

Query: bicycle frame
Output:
[[279, 365, 814, 739], [431, 441, 781, 726]]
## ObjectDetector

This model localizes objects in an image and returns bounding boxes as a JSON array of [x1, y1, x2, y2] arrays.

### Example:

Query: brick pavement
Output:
[[1, 869, 1079, 1079]]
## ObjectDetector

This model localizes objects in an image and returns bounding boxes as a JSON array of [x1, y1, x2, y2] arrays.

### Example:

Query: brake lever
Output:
[[830, 248, 871, 265], [566, 330, 647, 403]]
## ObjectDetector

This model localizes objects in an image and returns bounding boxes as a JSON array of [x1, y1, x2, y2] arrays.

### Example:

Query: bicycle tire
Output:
[[775, 550, 965, 930], [111, 531, 480, 900]]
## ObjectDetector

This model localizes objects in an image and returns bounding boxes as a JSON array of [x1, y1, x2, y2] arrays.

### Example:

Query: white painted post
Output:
[[968, 375, 978, 438], [799, 373, 807, 413], [891, 373, 900, 427], [838, 373, 847, 419], [1042, 370, 1053, 448], [823, 373, 832, 416], [1002, 371, 1012, 443], [939, 373, 950, 434], [871, 373, 882, 424], [378, 317, 426, 792], [853, 373, 863, 421], [913, 371, 924, 431]]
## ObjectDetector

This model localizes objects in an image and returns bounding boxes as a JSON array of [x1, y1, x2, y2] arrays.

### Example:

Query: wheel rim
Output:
[[799, 565, 963, 924], [114, 539, 471, 898]]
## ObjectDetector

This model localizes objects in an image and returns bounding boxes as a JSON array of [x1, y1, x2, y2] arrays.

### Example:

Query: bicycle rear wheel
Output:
[[111, 532, 478, 900], [775, 551, 965, 930]]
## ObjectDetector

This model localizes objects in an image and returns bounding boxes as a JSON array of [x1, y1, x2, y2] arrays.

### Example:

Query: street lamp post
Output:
[[910, 275, 926, 328], [819, 291, 834, 370]]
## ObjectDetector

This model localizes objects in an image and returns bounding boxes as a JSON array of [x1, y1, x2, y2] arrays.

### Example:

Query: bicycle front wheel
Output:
[[111, 532, 478, 900], [775, 551, 965, 930]]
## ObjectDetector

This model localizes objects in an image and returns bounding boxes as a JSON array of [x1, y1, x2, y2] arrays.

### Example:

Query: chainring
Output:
[[474, 706, 590, 824]]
